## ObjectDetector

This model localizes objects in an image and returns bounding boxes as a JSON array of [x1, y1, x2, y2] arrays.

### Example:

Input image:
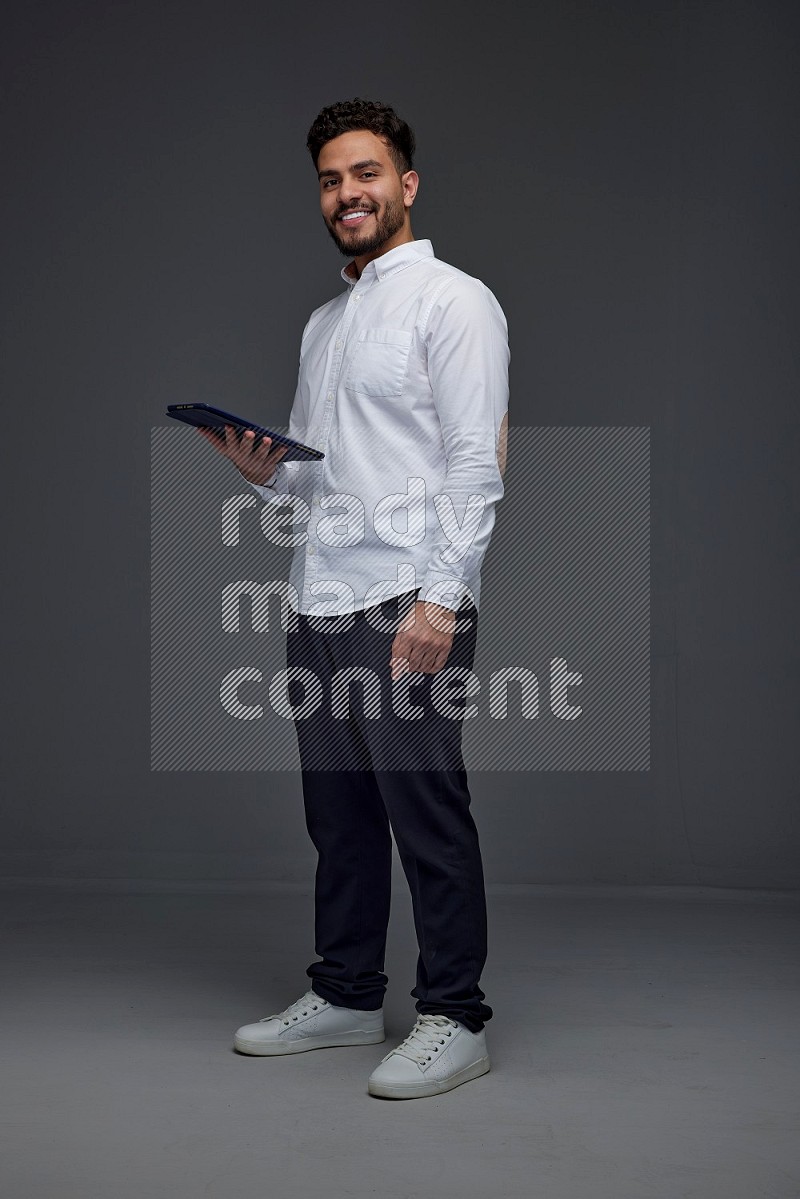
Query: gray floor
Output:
[[2, 883, 799, 1199]]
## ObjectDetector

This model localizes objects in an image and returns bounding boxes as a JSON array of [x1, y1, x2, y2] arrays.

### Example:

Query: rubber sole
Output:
[[368, 1055, 490, 1099], [234, 1028, 386, 1056]]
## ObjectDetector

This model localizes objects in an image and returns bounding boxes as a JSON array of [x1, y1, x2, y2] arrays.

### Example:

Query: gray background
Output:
[[2, 0, 798, 888]]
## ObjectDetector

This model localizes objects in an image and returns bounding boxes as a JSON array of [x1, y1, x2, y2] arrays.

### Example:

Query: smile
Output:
[[338, 210, 374, 226]]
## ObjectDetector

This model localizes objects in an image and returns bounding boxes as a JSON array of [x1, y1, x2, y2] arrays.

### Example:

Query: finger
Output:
[[235, 428, 262, 470], [260, 437, 289, 465], [223, 424, 240, 455], [392, 637, 413, 671], [390, 656, 409, 681], [245, 434, 270, 465], [429, 649, 448, 675], [263, 441, 290, 468], [423, 644, 447, 674]]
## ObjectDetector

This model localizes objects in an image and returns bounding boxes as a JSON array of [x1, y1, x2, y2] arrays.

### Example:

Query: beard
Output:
[[325, 192, 407, 258]]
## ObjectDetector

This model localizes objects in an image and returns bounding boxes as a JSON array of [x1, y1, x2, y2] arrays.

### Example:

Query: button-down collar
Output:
[[340, 238, 435, 288]]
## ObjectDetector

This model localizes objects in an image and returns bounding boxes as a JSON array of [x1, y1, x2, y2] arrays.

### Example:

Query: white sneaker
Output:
[[367, 1013, 490, 1099], [234, 989, 385, 1056]]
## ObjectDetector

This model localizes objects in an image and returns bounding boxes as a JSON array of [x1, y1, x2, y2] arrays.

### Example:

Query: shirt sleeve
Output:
[[417, 276, 510, 611]]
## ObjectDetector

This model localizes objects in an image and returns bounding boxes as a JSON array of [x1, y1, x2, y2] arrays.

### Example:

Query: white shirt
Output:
[[243, 238, 509, 617]]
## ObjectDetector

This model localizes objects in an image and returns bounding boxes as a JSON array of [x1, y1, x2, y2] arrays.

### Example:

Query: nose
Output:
[[337, 177, 364, 207]]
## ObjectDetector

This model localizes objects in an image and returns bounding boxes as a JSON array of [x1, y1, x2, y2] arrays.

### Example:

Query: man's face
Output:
[[317, 129, 416, 259]]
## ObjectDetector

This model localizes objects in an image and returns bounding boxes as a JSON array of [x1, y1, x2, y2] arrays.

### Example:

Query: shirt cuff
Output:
[[417, 573, 475, 612]]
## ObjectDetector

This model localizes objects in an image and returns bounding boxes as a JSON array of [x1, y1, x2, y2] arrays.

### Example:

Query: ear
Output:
[[401, 170, 420, 207]]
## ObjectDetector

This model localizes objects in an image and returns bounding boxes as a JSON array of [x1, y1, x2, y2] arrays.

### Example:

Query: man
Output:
[[199, 98, 509, 1099]]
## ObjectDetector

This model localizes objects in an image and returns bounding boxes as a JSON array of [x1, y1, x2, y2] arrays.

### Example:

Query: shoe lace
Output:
[[387, 1014, 459, 1065], [260, 990, 326, 1026]]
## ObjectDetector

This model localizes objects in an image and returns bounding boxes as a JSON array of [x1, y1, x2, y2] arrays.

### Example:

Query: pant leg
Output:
[[285, 606, 392, 1011], [343, 593, 493, 1033], [299, 768, 392, 1010]]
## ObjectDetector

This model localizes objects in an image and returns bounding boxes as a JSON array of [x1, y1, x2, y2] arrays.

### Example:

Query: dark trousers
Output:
[[285, 589, 492, 1033]]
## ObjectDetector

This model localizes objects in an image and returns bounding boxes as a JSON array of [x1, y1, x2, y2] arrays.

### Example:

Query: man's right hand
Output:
[[196, 425, 290, 485]]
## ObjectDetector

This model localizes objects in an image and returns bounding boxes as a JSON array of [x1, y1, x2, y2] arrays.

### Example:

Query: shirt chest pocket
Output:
[[344, 328, 413, 398]]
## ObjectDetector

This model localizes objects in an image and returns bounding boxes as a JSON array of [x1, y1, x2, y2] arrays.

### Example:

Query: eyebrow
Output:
[[317, 158, 384, 180]]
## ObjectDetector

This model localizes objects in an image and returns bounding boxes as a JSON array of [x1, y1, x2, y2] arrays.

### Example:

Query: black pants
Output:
[[285, 589, 492, 1033]]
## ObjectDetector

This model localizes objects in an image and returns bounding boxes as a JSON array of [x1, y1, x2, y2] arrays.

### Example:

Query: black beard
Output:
[[326, 193, 406, 258]]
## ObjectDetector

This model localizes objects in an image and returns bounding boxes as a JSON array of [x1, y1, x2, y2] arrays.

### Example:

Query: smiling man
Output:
[[202, 98, 509, 1099], [321, 149, 409, 259]]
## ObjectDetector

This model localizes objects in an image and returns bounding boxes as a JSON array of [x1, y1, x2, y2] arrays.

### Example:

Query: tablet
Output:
[[166, 403, 325, 462]]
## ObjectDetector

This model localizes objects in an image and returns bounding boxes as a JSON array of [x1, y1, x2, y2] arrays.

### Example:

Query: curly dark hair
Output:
[[306, 97, 416, 176]]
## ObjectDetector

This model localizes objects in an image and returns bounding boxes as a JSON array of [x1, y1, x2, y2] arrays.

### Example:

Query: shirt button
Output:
[[353, 294, 361, 302], [335, 340, 342, 349], [307, 544, 315, 556], [327, 392, 333, 401]]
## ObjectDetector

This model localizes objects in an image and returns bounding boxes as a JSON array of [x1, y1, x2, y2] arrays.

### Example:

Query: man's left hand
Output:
[[390, 600, 457, 680]]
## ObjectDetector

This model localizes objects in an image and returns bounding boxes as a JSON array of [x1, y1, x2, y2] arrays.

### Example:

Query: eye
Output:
[[361, 172, 376, 179]]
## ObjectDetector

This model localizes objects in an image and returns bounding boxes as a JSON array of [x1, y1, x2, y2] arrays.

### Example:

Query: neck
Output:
[[350, 227, 415, 279]]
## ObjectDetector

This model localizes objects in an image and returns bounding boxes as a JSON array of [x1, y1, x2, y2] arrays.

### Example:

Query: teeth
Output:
[[341, 211, 371, 220]]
